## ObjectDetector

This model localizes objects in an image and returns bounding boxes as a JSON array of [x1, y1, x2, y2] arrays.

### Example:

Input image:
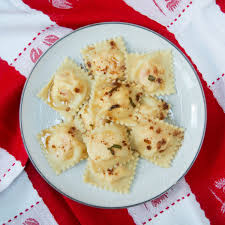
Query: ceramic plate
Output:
[[20, 22, 206, 208]]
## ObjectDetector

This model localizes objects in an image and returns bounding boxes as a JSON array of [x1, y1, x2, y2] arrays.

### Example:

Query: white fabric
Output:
[[12, 25, 72, 77], [210, 78, 225, 110], [0, 171, 58, 225], [128, 178, 210, 225], [124, 0, 225, 112], [0, 148, 24, 192], [0, 0, 54, 62]]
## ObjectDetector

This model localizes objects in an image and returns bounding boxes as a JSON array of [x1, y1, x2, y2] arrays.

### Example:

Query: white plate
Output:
[[20, 22, 206, 208]]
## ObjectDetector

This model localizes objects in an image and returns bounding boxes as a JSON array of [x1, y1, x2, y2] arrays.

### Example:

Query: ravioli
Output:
[[38, 57, 91, 121], [135, 96, 170, 121], [36, 37, 185, 193], [130, 119, 184, 167], [81, 37, 127, 80], [84, 153, 139, 193], [37, 123, 87, 174], [84, 123, 133, 169], [90, 77, 142, 125], [126, 50, 175, 95]]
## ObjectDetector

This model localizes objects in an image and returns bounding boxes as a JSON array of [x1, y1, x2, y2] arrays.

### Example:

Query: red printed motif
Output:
[[153, 0, 166, 15], [23, 218, 39, 225], [166, 0, 181, 11], [142, 193, 191, 224], [48, 0, 73, 9], [210, 178, 225, 214], [152, 0, 181, 15], [43, 35, 59, 46], [30, 48, 43, 63], [151, 192, 168, 207]]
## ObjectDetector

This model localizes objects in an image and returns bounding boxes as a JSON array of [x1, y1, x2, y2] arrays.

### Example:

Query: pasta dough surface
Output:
[[84, 123, 133, 169], [126, 51, 175, 95], [84, 153, 139, 193], [81, 37, 127, 80], [130, 119, 184, 167], [38, 57, 91, 121], [37, 123, 87, 174], [135, 96, 170, 121], [90, 77, 142, 125], [78, 102, 110, 131]]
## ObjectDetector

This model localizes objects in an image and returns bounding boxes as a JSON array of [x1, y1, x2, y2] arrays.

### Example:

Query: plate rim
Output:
[[19, 21, 207, 209]]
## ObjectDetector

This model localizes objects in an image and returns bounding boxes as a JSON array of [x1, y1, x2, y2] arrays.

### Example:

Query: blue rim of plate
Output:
[[19, 22, 207, 209]]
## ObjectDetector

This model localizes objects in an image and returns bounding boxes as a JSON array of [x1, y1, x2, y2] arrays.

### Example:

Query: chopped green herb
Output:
[[111, 144, 122, 149], [108, 144, 122, 155], [148, 75, 156, 81], [129, 97, 136, 108]]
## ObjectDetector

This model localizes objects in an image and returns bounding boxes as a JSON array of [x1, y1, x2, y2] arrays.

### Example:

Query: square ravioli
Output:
[[37, 123, 87, 175], [130, 119, 184, 167], [37, 57, 91, 122], [84, 153, 139, 193], [90, 77, 142, 125], [84, 123, 134, 170], [36, 36, 186, 194], [135, 96, 170, 121], [81, 37, 127, 81], [126, 50, 175, 96]]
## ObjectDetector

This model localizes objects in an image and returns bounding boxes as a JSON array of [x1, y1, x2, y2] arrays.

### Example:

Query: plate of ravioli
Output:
[[20, 22, 206, 208]]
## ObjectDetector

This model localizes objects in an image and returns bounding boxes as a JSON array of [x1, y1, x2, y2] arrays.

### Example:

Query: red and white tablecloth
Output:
[[0, 0, 225, 225]]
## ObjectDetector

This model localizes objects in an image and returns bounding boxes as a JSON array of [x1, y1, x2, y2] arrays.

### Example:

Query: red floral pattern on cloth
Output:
[[151, 193, 169, 208], [29, 34, 59, 63], [9, 25, 55, 66], [42, 34, 59, 46], [210, 181, 225, 214], [23, 218, 40, 225], [49, 0, 73, 9], [153, 0, 181, 15], [30, 48, 43, 63]]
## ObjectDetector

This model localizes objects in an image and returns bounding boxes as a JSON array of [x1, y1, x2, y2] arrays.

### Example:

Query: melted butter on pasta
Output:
[[90, 78, 142, 125], [81, 37, 126, 80], [89, 160, 131, 183], [130, 119, 184, 167], [78, 102, 111, 131], [136, 96, 170, 121], [38, 123, 87, 174], [84, 124, 133, 169], [38, 58, 91, 121], [126, 51, 175, 95]]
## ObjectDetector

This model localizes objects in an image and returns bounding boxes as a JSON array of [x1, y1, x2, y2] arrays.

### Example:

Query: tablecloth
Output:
[[0, 0, 225, 225]]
